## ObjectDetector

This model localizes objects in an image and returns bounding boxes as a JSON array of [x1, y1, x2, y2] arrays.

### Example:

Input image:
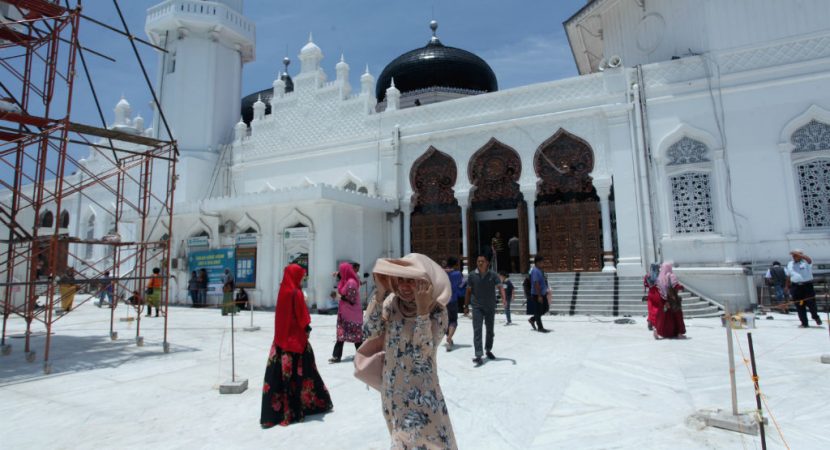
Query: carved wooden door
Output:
[[517, 200, 529, 274], [536, 201, 602, 272], [411, 210, 461, 265]]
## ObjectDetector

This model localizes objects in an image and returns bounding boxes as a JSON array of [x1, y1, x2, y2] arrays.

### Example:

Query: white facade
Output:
[[6, 0, 829, 312]]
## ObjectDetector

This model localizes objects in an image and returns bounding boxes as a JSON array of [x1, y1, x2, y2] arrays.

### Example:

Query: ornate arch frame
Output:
[[467, 137, 523, 208], [533, 128, 596, 199], [410, 146, 459, 210]]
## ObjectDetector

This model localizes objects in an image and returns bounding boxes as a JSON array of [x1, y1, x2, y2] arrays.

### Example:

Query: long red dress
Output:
[[643, 276, 661, 328], [654, 284, 686, 338], [261, 264, 333, 428]]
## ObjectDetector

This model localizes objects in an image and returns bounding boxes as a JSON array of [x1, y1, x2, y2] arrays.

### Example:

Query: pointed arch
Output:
[[337, 171, 365, 192], [656, 123, 719, 164], [779, 104, 830, 151], [235, 213, 261, 234], [467, 138, 522, 207], [59, 210, 70, 228], [410, 146, 458, 210], [534, 129, 595, 198], [277, 208, 314, 234], [39, 210, 54, 228], [184, 218, 212, 239]]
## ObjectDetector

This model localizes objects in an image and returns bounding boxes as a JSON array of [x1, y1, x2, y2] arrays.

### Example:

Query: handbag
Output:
[[666, 285, 682, 311], [353, 335, 385, 391]]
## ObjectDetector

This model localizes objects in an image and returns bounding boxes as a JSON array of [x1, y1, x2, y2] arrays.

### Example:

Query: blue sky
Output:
[[70, 0, 585, 131]]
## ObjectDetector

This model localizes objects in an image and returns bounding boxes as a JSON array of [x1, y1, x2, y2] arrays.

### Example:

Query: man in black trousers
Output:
[[466, 254, 507, 366]]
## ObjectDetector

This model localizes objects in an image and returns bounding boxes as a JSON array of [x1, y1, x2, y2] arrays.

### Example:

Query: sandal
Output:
[[328, 357, 341, 363]]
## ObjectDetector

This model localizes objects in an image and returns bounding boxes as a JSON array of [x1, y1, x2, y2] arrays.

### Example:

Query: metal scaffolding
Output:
[[0, 0, 178, 373]]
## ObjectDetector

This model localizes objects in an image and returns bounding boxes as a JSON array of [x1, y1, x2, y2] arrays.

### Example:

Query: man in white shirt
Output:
[[786, 249, 822, 328]]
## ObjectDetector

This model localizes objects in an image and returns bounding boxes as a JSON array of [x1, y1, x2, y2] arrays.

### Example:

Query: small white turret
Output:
[[234, 117, 247, 142], [299, 32, 323, 74], [253, 94, 266, 121], [133, 114, 145, 132], [385, 78, 400, 111], [361, 65, 376, 114], [336, 54, 351, 99], [114, 96, 132, 126]]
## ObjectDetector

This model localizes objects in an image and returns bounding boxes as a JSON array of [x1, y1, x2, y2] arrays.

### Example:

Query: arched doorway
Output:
[[468, 138, 527, 273], [534, 129, 602, 272], [410, 147, 462, 265]]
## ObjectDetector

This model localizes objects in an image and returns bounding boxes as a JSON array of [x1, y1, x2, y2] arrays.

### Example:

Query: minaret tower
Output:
[[145, 0, 255, 203]]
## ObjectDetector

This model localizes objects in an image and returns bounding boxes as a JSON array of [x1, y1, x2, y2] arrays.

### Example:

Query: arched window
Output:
[[39, 210, 53, 228], [665, 137, 714, 234], [60, 210, 70, 228], [343, 181, 357, 191], [791, 120, 830, 229], [85, 215, 95, 259]]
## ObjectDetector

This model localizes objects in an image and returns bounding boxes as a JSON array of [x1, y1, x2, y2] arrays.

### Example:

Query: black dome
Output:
[[376, 34, 497, 103], [240, 72, 294, 124]]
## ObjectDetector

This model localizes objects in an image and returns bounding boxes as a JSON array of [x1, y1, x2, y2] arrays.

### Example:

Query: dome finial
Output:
[[429, 20, 441, 44], [308, 31, 313, 43], [283, 57, 291, 70]]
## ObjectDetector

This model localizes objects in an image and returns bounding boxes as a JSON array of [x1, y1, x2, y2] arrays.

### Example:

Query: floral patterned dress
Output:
[[363, 294, 457, 450], [260, 342, 333, 427]]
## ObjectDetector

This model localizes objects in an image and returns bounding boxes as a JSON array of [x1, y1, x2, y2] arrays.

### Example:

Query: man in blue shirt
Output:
[[528, 256, 551, 333], [786, 249, 822, 328], [465, 254, 507, 366]]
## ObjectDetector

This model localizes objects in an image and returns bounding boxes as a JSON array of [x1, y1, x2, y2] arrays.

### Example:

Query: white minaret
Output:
[[335, 54, 351, 99], [145, 0, 255, 203]]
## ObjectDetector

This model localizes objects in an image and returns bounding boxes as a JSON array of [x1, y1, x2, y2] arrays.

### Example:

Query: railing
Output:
[[146, 0, 254, 41]]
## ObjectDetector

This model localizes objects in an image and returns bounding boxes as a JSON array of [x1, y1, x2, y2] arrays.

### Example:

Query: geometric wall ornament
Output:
[[666, 136, 710, 165], [791, 120, 830, 153]]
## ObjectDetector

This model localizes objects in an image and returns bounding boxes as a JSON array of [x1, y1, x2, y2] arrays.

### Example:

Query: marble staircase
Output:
[[500, 272, 722, 318]]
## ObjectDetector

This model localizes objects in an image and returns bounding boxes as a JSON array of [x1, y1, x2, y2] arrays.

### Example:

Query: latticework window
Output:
[[670, 172, 714, 233], [796, 159, 830, 228], [792, 120, 830, 153]]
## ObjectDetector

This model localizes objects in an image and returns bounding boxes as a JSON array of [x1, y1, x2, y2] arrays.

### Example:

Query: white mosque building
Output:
[[12, 0, 830, 311]]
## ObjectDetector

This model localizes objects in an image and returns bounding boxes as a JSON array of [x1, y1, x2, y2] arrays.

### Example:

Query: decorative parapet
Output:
[[239, 71, 621, 162], [643, 31, 830, 89]]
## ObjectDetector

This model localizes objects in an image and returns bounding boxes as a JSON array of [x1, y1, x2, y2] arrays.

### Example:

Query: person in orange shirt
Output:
[[146, 267, 163, 317]]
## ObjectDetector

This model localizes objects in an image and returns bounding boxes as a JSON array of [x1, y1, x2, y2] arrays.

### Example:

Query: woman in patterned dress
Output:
[[260, 264, 333, 427], [362, 253, 457, 450], [329, 261, 364, 363]]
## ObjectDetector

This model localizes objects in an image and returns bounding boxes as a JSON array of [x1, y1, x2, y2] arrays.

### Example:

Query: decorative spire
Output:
[[429, 20, 441, 45]]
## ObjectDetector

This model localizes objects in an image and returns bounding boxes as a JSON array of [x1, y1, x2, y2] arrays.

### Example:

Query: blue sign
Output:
[[188, 248, 235, 295]]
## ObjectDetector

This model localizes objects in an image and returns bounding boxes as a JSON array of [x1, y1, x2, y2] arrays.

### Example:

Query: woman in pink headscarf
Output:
[[653, 262, 686, 339], [329, 262, 364, 363]]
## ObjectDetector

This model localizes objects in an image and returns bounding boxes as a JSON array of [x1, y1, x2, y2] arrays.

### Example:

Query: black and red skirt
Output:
[[260, 342, 333, 428]]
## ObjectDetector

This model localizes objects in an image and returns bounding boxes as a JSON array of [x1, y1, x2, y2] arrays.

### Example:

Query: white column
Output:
[[455, 192, 470, 271], [522, 188, 538, 256], [402, 200, 412, 255], [594, 178, 616, 273]]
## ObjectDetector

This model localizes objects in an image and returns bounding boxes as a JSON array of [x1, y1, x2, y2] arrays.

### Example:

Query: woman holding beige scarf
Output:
[[357, 253, 457, 450]]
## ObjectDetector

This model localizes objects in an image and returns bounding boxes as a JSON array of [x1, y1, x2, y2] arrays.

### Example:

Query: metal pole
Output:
[[230, 304, 236, 382], [725, 302, 739, 416], [747, 333, 766, 450]]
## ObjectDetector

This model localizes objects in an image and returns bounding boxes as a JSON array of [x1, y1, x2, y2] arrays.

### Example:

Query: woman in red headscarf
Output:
[[329, 262, 364, 363], [260, 264, 332, 428]]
